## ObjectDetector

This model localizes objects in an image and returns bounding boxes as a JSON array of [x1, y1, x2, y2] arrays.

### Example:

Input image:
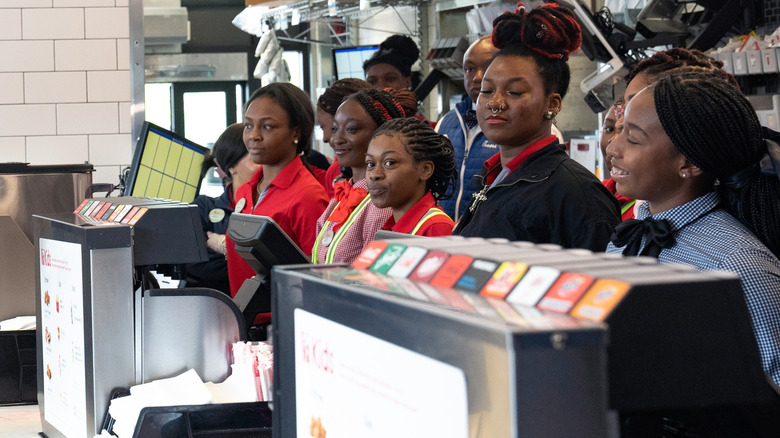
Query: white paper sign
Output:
[[40, 238, 87, 438], [294, 309, 468, 438]]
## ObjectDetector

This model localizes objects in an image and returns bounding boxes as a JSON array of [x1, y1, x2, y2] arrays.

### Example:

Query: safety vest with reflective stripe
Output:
[[312, 195, 373, 264], [410, 208, 450, 235]]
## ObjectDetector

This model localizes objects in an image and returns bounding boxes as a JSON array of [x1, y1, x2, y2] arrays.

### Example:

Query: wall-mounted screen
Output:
[[332, 45, 379, 80], [124, 121, 209, 203]]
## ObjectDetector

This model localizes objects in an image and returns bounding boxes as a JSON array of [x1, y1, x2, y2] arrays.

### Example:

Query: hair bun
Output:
[[378, 34, 420, 62], [363, 34, 419, 76], [492, 2, 582, 61]]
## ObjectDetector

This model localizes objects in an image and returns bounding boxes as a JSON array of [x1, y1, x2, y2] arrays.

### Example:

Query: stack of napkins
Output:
[[98, 366, 257, 438], [0, 315, 36, 331]]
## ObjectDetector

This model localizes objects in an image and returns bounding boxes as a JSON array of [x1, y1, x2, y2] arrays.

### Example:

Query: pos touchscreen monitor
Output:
[[228, 213, 310, 278], [124, 122, 209, 203], [228, 213, 311, 326]]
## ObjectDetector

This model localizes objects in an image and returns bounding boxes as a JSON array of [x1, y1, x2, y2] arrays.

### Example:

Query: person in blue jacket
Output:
[[435, 35, 499, 221]]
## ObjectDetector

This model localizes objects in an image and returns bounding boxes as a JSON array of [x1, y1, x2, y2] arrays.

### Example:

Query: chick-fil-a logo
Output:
[[41, 249, 52, 267], [299, 331, 335, 374]]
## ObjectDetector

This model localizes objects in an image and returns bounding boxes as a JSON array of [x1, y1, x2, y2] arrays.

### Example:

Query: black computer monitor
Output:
[[124, 122, 209, 203], [332, 45, 379, 80], [228, 214, 311, 333]]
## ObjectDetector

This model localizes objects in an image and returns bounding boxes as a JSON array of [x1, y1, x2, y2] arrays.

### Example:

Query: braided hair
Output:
[[348, 88, 409, 127], [317, 78, 371, 115], [373, 117, 456, 201], [245, 83, 316, 175], [385, 87, 418, 118], [490, 2, 582, 98], [627, 47, 738, 89], [654, 68, 780, 256]]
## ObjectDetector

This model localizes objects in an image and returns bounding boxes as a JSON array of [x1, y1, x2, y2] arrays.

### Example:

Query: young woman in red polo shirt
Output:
[[366, 117, 456, 236], [225, 83, 329, 297], [312, 88, 416, 264]]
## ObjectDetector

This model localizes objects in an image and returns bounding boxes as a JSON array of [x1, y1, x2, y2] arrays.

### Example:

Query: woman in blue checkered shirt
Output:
[[606, 67, 780, 388]]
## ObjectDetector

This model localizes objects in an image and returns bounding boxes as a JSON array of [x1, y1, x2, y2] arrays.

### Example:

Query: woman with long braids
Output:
[[312, 88, 415, 264], [453, 3, 620, 250], [603, 48, 737, 219], [366, 117, 457, 236], [225, 83, 329, 297], [606, 68, 780, 391]]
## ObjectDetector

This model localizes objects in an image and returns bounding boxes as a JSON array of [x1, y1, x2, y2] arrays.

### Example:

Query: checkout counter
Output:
[[270, 236, 780, 437], [23, 197, 780, 437], [33, 197, 246, 438]]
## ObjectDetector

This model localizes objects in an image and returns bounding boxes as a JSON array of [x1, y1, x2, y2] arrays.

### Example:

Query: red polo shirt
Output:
[[226, 157, 328, 297], [484, 135, 557, 185], [381, 192, 454, 237]]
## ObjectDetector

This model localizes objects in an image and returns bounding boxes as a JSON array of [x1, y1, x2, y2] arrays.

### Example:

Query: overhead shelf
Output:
[[245, 0, 426, 27]]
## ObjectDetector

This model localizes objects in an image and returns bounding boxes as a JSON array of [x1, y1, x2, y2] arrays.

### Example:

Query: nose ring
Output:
[[488, 101, 506, 115]]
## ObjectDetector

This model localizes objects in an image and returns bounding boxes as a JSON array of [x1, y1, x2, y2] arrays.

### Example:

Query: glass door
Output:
[[172, 81, 245, 148]]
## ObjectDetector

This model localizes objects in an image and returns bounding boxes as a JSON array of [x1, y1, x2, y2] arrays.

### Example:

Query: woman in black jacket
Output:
[[454, 3, 620, 251]]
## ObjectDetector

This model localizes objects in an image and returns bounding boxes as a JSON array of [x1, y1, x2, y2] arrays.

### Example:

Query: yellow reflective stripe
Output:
[[411, 209, 449, 235], [323, 196, 372, 264], [621, 199, 636, 215], [311, 200, 341, 264]]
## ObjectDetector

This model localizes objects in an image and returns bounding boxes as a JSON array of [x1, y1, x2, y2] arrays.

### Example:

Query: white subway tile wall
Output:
[[0, 3, 131, 186], [88, 133, 132, 165], [0, 41, 55, 72], [0, 10, 22, 40], [57, 103, 120, 134], [23, 8, 85, 40], [4, 1, 51, 8], [119, 102, 132, 134], [85, 7, 129, 39], [0, 73, 24, 104], [88, 71, 130, 102], [0, 137, 26, 163], [117, 38, 130, 70], [0, 104, 57, 136], [25, 72, 88, 104], [56, 0, 121, 7], [26, 135, 90, 165], [55, 40, 118, 71], [92, 165, 124, 185]]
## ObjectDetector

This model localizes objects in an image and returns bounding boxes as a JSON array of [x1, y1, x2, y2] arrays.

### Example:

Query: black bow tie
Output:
[[464, 110, 478, 130], [611, 217, 676, 258]]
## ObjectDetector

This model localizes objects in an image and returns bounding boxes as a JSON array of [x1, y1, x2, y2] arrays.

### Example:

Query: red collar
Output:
[[483, 135, 556, 185], [327, 179, 369, 231], [246, 156, 306, 190], [382, 192, 438, 233]]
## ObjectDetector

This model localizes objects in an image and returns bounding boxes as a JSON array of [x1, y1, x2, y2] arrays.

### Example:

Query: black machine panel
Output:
[[72, 197, 207, 266]]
